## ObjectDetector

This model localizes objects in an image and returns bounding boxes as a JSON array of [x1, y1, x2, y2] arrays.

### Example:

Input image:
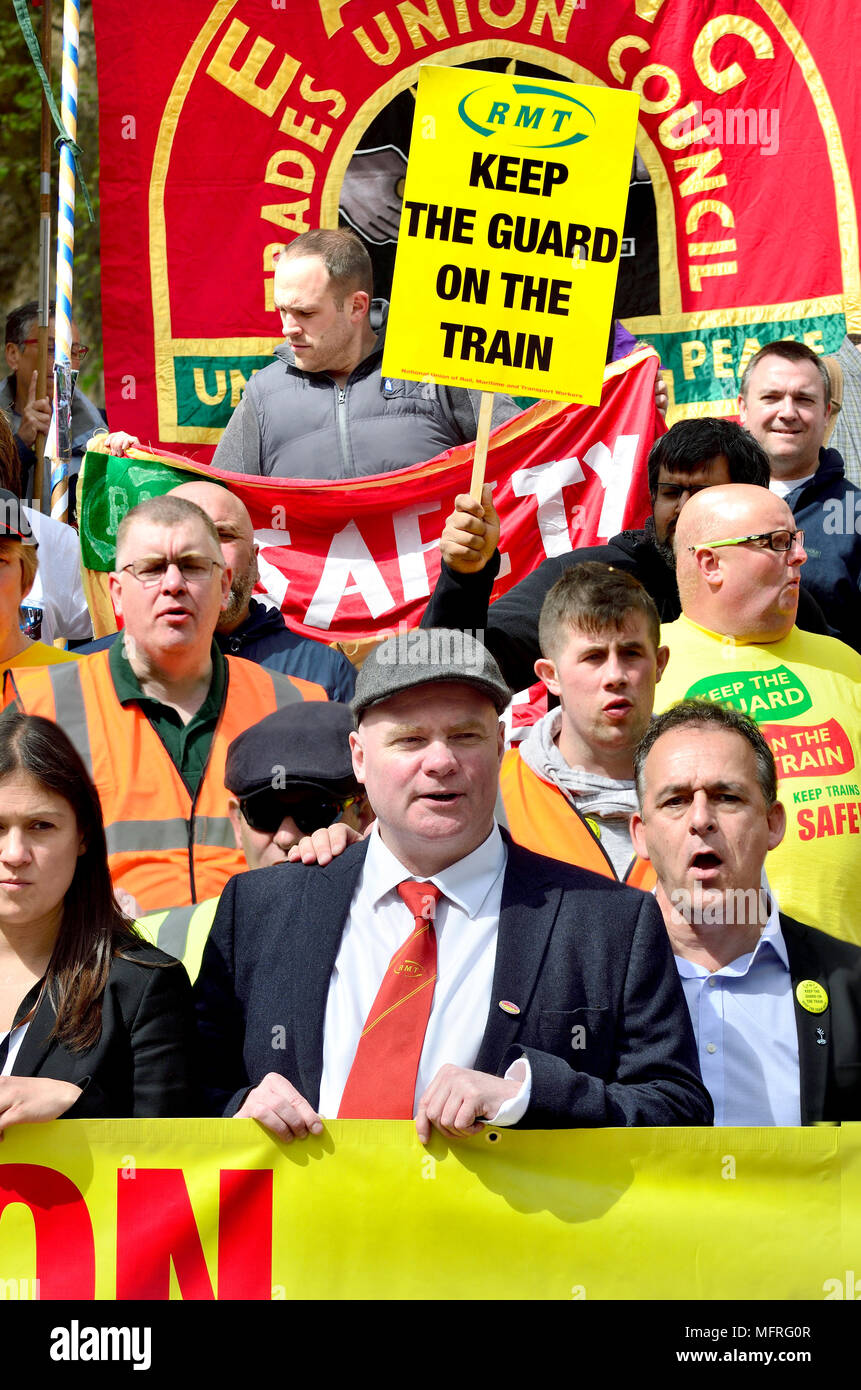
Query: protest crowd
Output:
[[2, 222, 861, 1154]]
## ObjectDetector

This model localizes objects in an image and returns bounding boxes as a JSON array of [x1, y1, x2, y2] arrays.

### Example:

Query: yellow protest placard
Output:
[[382, 65, 639, 406]]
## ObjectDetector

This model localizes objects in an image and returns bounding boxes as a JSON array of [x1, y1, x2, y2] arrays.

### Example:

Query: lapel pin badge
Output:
[[816, 1028, 827, 1045], [795, 980, 829, 1014], [498, 1000, 521, 1016]]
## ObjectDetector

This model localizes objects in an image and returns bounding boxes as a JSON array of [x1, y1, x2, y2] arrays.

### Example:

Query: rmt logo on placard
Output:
[[457, 82, 596, 151]]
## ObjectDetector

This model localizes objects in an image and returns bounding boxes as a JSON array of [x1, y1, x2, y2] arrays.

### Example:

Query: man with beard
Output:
[[420, 418, 828, 692], [170, 482, 355, 701]]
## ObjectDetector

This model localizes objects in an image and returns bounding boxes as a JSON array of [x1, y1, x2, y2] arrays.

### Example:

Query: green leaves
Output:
[[1, 2, 102, 400]]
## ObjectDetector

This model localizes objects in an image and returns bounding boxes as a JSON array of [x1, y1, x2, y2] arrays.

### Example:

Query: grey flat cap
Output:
[[352, 628, 511, 722]]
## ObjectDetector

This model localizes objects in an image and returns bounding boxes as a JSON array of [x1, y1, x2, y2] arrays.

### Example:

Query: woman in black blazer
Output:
[[0, 710, 198, 1126]]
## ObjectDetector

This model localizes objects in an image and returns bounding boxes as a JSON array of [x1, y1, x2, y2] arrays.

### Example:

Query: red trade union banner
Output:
[[79, 350, 659, 643], [92, 0, 859, 453]]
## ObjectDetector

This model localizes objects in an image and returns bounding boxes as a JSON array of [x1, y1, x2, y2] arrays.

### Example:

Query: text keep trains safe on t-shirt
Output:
[[656, 616, 861, 945]]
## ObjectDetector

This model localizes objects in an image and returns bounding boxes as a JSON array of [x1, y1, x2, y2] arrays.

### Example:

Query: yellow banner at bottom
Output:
[[0, 1120, 858, 1300]]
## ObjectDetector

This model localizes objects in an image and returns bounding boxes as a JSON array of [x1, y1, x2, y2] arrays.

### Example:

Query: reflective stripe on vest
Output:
[[136, 897, 219, 984], [105, 815, 236, 855], [499, 748, 656, 889], [46, 662, 94, 773], [8, 651, 326, 909], [5, 659, 310, 776], [270, 669, 328, 707]]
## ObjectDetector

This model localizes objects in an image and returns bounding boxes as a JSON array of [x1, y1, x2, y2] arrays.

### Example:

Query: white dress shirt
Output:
[[0, 1021, 29, 1076], [676, 893, 801, 1126], [318, 824, 530, 1123]]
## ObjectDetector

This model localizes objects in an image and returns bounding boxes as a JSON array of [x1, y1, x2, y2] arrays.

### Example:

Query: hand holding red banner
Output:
[[79, 350, 661, 644]]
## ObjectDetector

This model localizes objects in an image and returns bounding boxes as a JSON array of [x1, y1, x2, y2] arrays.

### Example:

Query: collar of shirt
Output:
[[672, 885, 799, 1126], [674, 611, 796, 652], [319, 823, 509, 1118], [769, 474, 817, 500], [109, 633, 226, 713], [0, 975, 45, 1075], [675, 891, 788, 980], [361, 821, 507, 921]]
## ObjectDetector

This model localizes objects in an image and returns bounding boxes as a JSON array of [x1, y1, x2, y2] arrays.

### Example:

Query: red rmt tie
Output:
[[338, 881, 442, 1119]]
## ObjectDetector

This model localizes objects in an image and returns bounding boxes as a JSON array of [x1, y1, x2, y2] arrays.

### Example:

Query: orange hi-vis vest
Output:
[[497, 747, 656, 890], [4, 651, 327, 911]]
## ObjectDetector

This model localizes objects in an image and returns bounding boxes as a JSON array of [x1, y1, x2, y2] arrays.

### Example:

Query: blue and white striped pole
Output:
[[51, 0, 81, 524]]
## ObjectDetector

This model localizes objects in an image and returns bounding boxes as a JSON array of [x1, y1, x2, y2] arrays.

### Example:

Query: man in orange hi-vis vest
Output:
[[496, 563, 667, 889], [3, 495, 327, 913]]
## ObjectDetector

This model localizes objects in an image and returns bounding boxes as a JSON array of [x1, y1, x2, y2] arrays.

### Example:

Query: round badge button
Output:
[[795, 979, 829, 1014]]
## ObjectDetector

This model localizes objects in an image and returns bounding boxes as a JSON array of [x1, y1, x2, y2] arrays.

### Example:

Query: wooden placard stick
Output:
[[469, 391, 494, 502]]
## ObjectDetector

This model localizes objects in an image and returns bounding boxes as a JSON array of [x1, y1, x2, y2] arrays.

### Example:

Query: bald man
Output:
[[82, 479, 355, 702], [673, 486, 806, 642], [656, 484, 861, 945]]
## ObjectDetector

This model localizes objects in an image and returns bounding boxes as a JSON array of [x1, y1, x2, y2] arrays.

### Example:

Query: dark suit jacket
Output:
[[194, 837, 713, 1127], [782, 913, 861, 1123], [10, 942, 199, 1118]]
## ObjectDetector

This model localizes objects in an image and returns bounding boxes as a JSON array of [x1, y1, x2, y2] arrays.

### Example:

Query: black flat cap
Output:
[[225, 701, 359, 799]]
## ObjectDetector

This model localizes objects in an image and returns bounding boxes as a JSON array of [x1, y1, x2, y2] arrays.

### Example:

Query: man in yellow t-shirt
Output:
[[655, 485, 861, 945]]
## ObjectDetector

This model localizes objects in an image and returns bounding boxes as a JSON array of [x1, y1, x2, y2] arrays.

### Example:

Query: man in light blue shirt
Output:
[[631, 699, 861, 1125]]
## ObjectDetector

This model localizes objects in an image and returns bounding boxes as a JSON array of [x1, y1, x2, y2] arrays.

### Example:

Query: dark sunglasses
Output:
[[239, 793, 357, 836]]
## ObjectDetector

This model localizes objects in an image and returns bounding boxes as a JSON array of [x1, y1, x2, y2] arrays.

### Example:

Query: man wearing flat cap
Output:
[[194, 630, 712, 1138], [140, 701, 368, 979], [224, 700, 369, 872]]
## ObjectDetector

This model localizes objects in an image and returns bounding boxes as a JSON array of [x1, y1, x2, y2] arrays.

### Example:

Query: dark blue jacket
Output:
[[194, 835, 713, 1126], [785, 448, 861, 652], [216, 599, 355, 702]]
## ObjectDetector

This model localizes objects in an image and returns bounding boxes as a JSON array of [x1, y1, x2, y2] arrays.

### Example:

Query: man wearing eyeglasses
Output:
[[419, 418, 830, 694], [654, 485, 861, 946], [79, 479, 357, 703], [1, 300, 104, 512], [3, 496, 329, 913]]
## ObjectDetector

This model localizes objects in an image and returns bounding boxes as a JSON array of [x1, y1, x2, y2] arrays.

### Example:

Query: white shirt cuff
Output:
[[486, 1056, 532, 1127]]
